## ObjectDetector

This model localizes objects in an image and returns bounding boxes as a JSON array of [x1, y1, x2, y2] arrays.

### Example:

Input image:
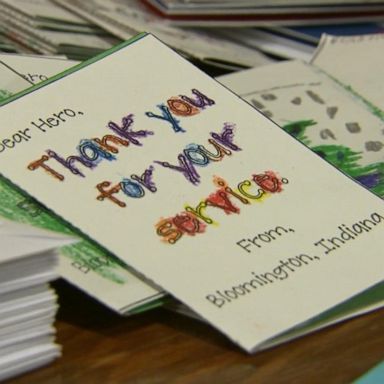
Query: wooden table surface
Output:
[[7, 280, 384, 384]]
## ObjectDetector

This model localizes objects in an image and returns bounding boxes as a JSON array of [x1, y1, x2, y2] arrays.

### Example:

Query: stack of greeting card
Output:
[[0, 0, 120, 60], [0, 33, 382, 352], [0, 219, 75, 381]]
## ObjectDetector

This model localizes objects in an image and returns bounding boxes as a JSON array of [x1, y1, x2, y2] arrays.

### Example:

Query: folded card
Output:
[[0, 33, 383, 352]]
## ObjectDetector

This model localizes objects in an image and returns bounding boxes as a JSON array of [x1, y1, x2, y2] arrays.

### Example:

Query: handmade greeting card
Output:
[[0, 34, 383, 352]]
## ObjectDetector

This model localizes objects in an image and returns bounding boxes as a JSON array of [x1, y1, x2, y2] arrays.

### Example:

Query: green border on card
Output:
[[0, 32, 148, 107]]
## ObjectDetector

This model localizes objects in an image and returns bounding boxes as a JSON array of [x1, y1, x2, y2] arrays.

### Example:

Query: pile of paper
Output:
[[0, 32, 22, 54], [0, 219, 75, 381], [142, 0, 384, 26], [0, 0, 121, 60], [205, 21, 384, 61], [54, 0, 273, 71]]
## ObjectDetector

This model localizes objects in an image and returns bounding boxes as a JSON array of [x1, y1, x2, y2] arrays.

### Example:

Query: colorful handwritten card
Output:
[[0, 34, 383, 352], [0, 54, 163, 315]]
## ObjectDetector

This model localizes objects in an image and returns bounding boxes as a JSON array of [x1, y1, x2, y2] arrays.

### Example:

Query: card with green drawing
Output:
[[218, 60, 384, 198]]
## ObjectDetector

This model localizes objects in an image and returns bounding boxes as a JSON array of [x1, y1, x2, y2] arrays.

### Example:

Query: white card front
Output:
[[312, 33, 384, 112], [0, 53, 79, 85], [0, 63, 31, 100], [0, 34, 383, 352]]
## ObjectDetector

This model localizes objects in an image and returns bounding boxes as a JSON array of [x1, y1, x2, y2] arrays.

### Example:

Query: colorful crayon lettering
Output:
[[155, 172, 288, 244]]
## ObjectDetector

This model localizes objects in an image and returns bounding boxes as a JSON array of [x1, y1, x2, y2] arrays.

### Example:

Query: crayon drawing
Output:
[[245, 80, 384, 198], [283, 120, 384, 197]]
